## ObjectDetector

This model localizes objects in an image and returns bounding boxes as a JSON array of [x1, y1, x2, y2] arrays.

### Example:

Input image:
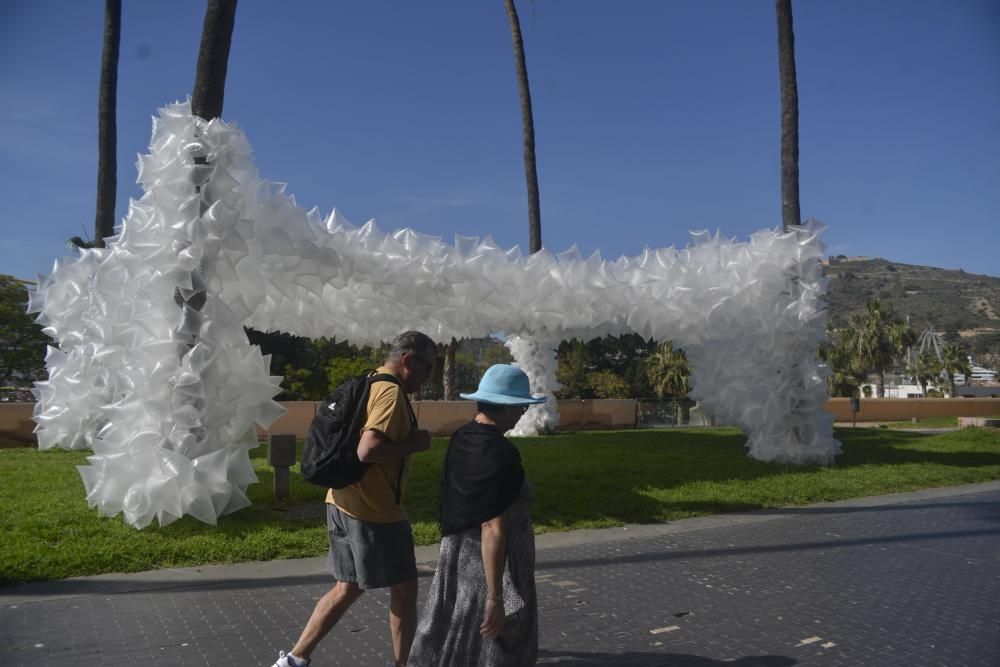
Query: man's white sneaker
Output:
[[271, 650, 310, 667]]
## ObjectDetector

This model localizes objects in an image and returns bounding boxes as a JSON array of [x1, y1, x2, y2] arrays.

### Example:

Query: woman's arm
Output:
[[480, 512, 507, 640]]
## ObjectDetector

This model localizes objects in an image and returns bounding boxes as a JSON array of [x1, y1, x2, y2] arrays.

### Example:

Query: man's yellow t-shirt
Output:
[[326, 367, 414, 523]]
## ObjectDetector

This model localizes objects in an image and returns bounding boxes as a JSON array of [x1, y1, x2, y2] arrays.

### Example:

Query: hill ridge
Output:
[[822, 256, 1000, 363]]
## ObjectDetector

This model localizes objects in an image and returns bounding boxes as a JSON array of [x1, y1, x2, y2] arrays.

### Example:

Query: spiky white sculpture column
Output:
[[504, 334, 562, 435]]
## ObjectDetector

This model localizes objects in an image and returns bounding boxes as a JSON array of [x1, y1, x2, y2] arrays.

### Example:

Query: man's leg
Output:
[[290, 580, 364, 659], [388, 578, 418, 666]]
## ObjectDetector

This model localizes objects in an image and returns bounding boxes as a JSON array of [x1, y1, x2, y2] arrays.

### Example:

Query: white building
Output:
[[861, 382, 943, 398], [955, 365, 999, 385]]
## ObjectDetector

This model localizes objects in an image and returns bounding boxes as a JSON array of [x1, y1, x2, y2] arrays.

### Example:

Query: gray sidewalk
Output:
[[3, 481, 999, 666]]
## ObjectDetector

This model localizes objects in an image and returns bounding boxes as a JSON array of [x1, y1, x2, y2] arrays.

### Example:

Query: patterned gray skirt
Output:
[[410, 481, 537, 666]]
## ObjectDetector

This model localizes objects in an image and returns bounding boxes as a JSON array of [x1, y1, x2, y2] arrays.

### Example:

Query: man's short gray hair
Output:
[[387, 330, 436, 363]]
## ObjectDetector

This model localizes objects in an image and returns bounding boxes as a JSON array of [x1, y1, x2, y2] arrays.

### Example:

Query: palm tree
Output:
[[177, 0, 237, 317], [940, 344, 972, 397], [502, 0, 542, 253], [191, 0, 238, 122], [820, 333, 867, 397], [907, 351, 940, 397], [94, 0, 121, 249], [842, 299, 915, 397], [775, 0, 800, 232], [647, 341, 691, 399]]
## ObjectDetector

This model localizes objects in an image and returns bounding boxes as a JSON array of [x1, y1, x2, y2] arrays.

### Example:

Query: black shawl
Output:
[[439, 421, 525, 536]]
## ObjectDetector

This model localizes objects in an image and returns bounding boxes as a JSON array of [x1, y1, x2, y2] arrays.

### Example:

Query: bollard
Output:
[[268, 433, 297, 499]]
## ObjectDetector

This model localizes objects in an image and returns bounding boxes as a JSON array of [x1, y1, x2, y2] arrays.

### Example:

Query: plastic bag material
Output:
[[30, 101, 840, 529]]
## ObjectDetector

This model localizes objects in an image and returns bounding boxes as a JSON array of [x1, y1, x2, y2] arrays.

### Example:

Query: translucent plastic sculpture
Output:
[[29, 102, 840, 528], [504, 334, 561, 435]]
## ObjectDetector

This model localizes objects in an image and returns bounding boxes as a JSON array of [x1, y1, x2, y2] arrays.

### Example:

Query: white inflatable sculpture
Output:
[[504, 334, 562, 435], [29, 102, 840, 528]]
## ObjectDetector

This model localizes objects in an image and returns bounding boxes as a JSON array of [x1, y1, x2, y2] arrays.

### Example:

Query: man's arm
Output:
[[356, 382, 431, 462], [357, 427, 431, 462]]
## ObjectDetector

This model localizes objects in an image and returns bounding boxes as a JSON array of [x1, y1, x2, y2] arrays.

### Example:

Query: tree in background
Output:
[[940, 344, 972, 397], [420, 348, 479, 400], [775, 0, 800, 231], [503, 0, 542, 253], [555, 335, 658, 399], [246, 331, 381, 400], [0, 276, 49, 387], [646, 341, 691, 399], [842, 299, 915, 397], [907, 351, 941, 397], [481, 342, 514, 368], [327, 357, 379, 393], [587, 370, 629, 399], [556, 339, 590, 398], [820, 332, 867, 397], [586, 334, 657, 397]]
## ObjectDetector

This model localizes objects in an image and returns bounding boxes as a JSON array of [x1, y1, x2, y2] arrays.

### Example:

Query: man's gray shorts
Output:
[[326, 504, 417, 589]]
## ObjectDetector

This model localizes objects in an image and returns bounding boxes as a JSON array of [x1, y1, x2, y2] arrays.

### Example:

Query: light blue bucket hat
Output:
[[460, 364, 547, 406]]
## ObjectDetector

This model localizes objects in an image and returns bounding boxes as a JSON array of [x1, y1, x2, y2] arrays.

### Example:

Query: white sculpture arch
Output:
[[30, 103, 840, 529]]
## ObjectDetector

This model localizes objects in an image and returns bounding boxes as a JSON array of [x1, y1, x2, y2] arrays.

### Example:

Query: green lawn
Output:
[[2, 426, 999, 583]]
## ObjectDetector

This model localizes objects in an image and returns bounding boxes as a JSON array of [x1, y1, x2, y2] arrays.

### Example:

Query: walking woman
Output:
[[409, 364, 544, 666]]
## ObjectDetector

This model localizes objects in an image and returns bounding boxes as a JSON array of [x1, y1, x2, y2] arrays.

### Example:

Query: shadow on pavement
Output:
[[537, 649, 797, 665], [0, 567, 436, 600]]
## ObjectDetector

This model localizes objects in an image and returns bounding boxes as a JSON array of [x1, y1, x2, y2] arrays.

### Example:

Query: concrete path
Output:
[[2, 481, 999, 666]]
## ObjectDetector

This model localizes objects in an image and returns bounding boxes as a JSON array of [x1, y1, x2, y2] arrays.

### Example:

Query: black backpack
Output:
[[301, 372, 407, 490]]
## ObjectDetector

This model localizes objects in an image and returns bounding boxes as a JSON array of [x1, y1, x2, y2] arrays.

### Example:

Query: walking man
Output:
[[272, 331, 438, 667]]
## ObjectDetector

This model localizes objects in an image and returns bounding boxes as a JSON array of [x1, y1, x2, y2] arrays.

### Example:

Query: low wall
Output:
[[3, 397, 999, 446], [825, 397, 1000, 422], [0, 403, 36, 447], [255, 399, 637, 438]]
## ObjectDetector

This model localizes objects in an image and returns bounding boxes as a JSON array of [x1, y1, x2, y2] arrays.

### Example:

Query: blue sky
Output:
[[2, 0, 998, 282]]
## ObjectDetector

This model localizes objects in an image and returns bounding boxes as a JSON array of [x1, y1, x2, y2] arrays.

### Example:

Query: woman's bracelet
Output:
[[487, 594, 503, 603]]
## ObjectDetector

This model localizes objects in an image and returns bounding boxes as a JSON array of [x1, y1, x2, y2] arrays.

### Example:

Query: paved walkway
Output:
[[2, 481, 999, 666]]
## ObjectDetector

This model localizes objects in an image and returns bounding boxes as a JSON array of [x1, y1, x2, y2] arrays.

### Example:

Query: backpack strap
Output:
[[366, 372, 418, 505], [366, 372, 417, 425]]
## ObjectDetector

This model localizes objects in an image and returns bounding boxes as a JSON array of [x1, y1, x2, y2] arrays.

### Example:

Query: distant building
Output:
[[860, 381, 942, 399], [954, 365, 998, 385]]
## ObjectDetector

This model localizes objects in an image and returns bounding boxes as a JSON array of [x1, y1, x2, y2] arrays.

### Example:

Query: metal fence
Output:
[[635, 398, 717, 428]]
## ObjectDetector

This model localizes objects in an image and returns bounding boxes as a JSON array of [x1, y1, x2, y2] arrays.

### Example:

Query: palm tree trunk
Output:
[[775, 0, 800, 232], [503, 0, 542, 253], [172, 0, 238, 449], [443, 338, 457, 400], [191, 0, 238, 121], [175, 0, 237, 315], [877, 369, 886, 398], [93, 0, 121, 249]]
